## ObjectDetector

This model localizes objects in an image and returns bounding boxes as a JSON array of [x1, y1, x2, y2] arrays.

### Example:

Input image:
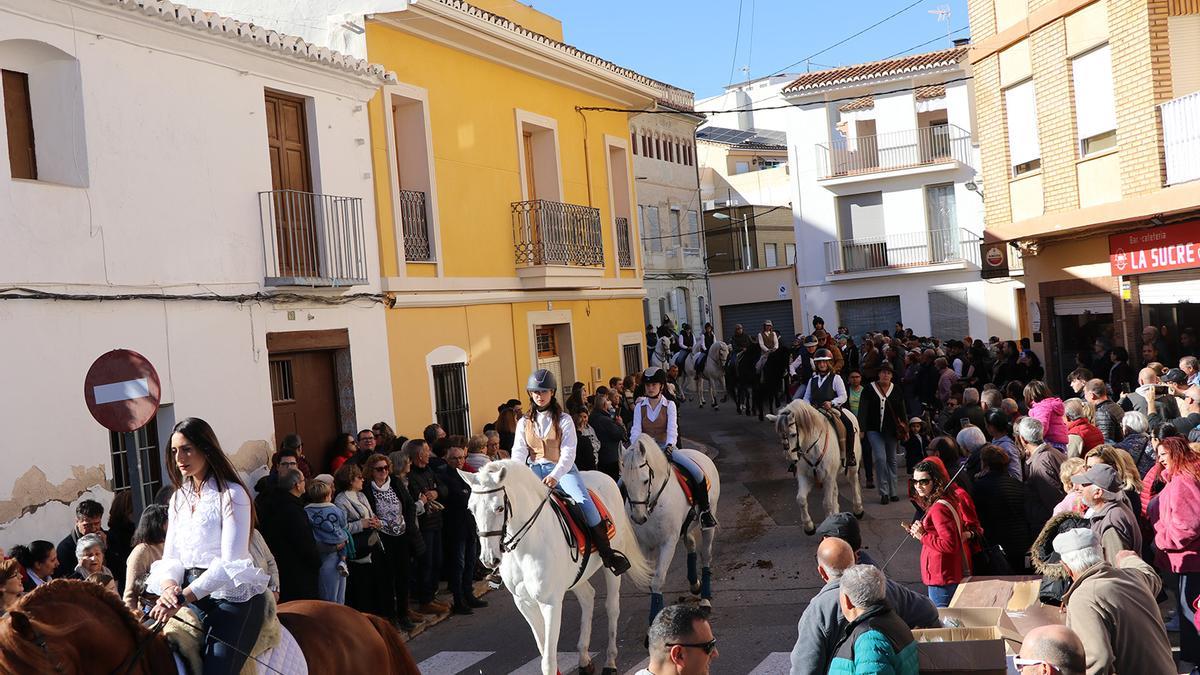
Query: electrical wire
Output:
[[764, 0, 925, 77], [0, 287, 393, 307], [883, 26, 970, 60], [727, 0, 746, 86]]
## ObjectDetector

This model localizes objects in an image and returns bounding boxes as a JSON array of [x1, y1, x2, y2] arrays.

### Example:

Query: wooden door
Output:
[[265, 92, 317, 277], [2, 70, 37, 180], [270, 350, 338, 473], [522, 131, 538, 201]]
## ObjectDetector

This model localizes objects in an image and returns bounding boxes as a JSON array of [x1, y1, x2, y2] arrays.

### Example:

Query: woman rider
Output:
[[148, 418, 270, 673], [511, 369, 632, 575], [629, 367, 717, 529]]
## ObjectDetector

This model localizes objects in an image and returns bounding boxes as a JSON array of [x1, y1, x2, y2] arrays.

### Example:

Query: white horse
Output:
[[683, 340, 730, 410], [461, 460, 652, 675], [620, 435, 721, 625], [649, 336, 672, 370], [766, 399, 864, 534]]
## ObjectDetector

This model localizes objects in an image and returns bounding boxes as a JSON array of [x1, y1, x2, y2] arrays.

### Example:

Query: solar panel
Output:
[[697, 126, 786, 148]]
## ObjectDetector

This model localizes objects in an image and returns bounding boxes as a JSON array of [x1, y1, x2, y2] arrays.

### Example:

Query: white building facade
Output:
[[0, 0, 394, 548], [783, 46, 1023, 342]]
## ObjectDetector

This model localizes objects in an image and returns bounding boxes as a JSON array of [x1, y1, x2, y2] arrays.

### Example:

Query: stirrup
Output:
[[699, 510, 718, 529], [603, 550, 631, 575]]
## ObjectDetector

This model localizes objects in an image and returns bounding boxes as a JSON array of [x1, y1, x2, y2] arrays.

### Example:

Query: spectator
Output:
[[279, 433, 313, 480], [406, 439, 448, 614], [1053, 529, 1174, 675], [907, 459, 968, 607], [371, 422, 397, 455], [828, 565, 919, 674], [1083, 445, 1143, 514], [484, 430, 506, 460], [255, 447, 301, 499], [980, 388, 1002, 413], [1025, 381, 1069, 450], [70, 533, 112, 580], [366, 449, 426, 626], [0, 559, 22, 614], [1000, 397, 1022, 423], [328, 433, 357, 473], [1115, 411, 1154, 477], [262, 469, 320, 602], [105, 490, 135, 594], [1122, 368, 1178, 422], [901, 417, 928, 475], [1149, 435, 1200, 668], [935, 357, 957, 407], [573, 410, 599, 472], [1149, 384, 1200, 437], [814, 512, 878, 566], [956, 425, 987, 463], [983, 409, 1022, 480], [1083, 379, 1124, 443], [11, 541, 56, 591], [1183, 355, 1200, 387], [123, 504, 168, 613], [859, 361, 908, 504], [789, 537, 937, 674], [464, 434, 490, 471], [1016, 625, 1087, 675], [1108, 346, 1136, 396], [1143, 325, 1171, 366], [55, 499, 105, 578], [423, 423, 446, 448], [1070, 463, 1140, 562], [1164, 368, 1192, 413], [333, 464, 396, 627], [637, 604, 718, 675], [1019, 416, 1067, 536], [442, 444, 487, 615], [972, 445, 1032, 572], [1067, 368, 1093, 401], [1065, 399, 1104, 457], [303, 480, 348, 605], [957, 388, 987, 431], [589, 392, 624, 482], [351, 428, 378, 467], [495, 403, 519, 454], [1053, 458, 1088, 516]]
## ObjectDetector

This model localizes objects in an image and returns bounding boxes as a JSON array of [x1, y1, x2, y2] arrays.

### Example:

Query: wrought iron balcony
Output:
[[1162, 91, 1200, 186], [259, 190, 367, 286], [512, 199, 605, 267], [615, 216, 633, 268], [398, 189, 433, 262], [823, 228, 981, 275], [816, 124, 972, 179]]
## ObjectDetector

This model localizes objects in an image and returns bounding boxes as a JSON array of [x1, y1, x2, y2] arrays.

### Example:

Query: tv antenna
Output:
[[929, 5, 952, 46]]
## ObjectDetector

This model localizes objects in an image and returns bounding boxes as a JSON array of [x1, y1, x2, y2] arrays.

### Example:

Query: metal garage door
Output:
[[719, 300, 795, 342], [837, 296, 902, 341], [928, 288, 969, 342]]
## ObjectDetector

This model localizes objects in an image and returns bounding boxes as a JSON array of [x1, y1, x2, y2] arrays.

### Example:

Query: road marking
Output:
[[509, 652, 596, 675], [416, 651, 494, 674], [623, 657, 650, 674], [747, 651, 792, 675], [93, 378, 150, 404]]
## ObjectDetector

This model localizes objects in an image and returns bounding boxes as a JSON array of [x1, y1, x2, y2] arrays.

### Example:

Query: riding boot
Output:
[[693, 483, 717, 529], [591, 523, 631, 575]]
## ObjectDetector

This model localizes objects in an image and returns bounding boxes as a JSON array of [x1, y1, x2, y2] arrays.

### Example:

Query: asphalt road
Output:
[[408, 398, 928, 675]]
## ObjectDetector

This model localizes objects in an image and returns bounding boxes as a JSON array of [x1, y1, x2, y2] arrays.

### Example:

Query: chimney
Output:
[[952, 37, 971, 47]]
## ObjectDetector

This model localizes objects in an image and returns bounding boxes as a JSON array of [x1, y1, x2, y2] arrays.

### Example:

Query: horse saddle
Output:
[[818, 407, 855, 471], [164, 596, 308, 675], [670, 462, 710, 507], [550, 489, 615, 554]]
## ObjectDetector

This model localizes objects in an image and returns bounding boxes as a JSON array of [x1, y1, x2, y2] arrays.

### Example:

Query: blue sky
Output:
[[523, 0, 971, 99]]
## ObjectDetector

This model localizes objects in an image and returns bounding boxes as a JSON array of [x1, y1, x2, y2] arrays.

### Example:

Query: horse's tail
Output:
[[366, 613, 421, 674]]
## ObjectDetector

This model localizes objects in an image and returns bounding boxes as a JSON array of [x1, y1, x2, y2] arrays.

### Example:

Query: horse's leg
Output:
[[850, 433, 865, 518], [685, 528, 700, 595], [516, 597, 548, 663], [601, 571, 622, 674], [648, 538, 677, 626], [699, 523, 716, 607], [571, 581, 596, 674], [796, 470, 816, 535], [539, 601, 564, 675], [822, 461, 839, 521]]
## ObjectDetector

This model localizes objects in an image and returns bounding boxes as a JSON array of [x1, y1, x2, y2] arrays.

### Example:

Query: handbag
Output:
[[350, 529, 380, 561], [970, 532, 1012, 576], [936, 499, 973, 576]]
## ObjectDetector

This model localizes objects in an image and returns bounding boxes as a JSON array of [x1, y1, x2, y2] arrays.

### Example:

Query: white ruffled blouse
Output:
[[147, 477, 269, 602]]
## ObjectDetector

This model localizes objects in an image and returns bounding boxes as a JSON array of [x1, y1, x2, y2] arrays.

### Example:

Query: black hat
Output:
[[1165, 368, 1189, 385], [814, 512, 862, 551], [813, 315, 826, 328]]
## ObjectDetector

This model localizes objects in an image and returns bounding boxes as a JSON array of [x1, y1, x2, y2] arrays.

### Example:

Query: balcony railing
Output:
[[398, 189, 433, 261], [823, 228, 981, 275], [615, 216, 633, 268], [512, 199, 604, 267], [816, 124, 972, 179], [1162, 91, 1200, 186], [259, 190, 367, 286]]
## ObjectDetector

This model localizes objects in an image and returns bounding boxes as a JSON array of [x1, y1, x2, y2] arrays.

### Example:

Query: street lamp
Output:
[[712, 211, 752, 271]]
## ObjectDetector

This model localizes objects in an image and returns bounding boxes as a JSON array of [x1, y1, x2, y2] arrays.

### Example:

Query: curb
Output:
[[403, 578, 497, 640]]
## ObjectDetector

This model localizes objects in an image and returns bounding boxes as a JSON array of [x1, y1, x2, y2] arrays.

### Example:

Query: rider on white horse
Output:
[[673, 323, 697, 372], [797, 348, 854, 467], [512, 368, 632, 576], [629, 367, 717, 529]]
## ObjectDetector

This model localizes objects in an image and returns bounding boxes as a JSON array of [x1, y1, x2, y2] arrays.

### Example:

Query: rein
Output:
[[626, 457, 671, 515], [784, 414, 827, 469], [473, 484, 553, 553]]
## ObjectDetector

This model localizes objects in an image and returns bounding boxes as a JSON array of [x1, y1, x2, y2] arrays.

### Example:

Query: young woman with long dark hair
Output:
[[146, 417, 269, 674], [907, 459, 969, 607]]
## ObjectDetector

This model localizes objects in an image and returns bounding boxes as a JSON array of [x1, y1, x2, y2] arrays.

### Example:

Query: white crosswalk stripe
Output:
[[416, 651, 494, 675], [623, 657, 650, 674], [746, 651, 792, 675], [508, 652, 596, 675]]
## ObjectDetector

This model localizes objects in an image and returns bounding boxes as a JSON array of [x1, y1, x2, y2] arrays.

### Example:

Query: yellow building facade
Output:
[[362, 0, 678, 435]]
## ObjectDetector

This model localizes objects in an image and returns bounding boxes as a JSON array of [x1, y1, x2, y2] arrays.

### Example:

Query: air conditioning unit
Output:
[[703, 200, 716, 210]]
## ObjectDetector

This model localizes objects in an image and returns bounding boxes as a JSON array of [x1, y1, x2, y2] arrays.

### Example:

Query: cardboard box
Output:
[[949, 576, 1042, 612], [914, 626, 1007, 674]]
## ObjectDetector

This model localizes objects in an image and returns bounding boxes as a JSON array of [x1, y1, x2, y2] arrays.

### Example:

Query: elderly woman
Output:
[[483, 430, 506, 461], [332, 462, 399, 628], [70, 533, 112, 580], [1115, 411, 1154, 477], [1064, 399, 1104, 457], [464, 434, 490, 472], [123, 504, 168, 612]]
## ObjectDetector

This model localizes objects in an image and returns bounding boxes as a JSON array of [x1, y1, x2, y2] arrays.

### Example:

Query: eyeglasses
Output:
[[666, 639, 717, 656], [373, 466, 389, 473], [913, 478, 932, 486], [1012, 656, 1056, 671]]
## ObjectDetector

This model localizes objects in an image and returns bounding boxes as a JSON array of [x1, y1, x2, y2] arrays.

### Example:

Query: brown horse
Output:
[[0, 580, 420, 674]]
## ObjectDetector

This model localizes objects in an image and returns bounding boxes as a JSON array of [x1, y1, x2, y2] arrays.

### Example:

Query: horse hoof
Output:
[[690, 582, 702, 595], [578, 663, 596, 675], [601, 669, 619, 675], [698, 602, 712, 617], [853, 510, 865, 520], [804, 526, 816, 536]]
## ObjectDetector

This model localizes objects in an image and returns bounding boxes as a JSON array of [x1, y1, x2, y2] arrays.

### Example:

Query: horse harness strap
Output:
[[114, 618, 166, 675], [626, 459, 670, 515], [472, 484, 553, 553], [789, 417, 827, 470]]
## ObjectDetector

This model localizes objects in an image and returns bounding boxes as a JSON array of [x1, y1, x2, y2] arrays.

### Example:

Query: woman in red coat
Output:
[[907, 458, 970, 607]]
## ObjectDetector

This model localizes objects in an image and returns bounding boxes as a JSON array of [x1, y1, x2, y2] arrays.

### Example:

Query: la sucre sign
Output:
[[1110, 220, 1200, 276]]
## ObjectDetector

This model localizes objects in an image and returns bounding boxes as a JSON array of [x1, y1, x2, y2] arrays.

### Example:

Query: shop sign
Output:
[[1110, 220, 1200, 276], [980, 242, 1010, 279]]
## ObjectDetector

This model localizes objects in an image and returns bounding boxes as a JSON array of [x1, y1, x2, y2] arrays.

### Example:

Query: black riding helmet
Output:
[[642, 367, 668, 386], [526, 368, 557, 393]]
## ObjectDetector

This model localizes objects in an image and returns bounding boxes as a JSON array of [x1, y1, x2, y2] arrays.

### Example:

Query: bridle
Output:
[[626, 453, 670, 515], [473, 484, 552, 553], [781, 412, 826, 469]]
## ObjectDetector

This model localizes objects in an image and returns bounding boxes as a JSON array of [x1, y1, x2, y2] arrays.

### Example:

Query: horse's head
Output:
[[620, 434, 662, 524], [657, 336, 671, 355], [460, 461, 516, 569], [713, 341, 732, 367], [765, 402, 807, 462]]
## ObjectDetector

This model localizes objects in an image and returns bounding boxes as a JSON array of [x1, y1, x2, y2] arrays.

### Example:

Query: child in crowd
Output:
[[902, 416, 930, 474], [304, 480, 349, 604]]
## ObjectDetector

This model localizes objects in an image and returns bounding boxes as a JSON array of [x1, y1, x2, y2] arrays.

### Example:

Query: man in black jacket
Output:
[[261, 469, 320, 602], [443, 446, 487, 615], [55, 500, 105, 578], [407, 439, 448, 612]]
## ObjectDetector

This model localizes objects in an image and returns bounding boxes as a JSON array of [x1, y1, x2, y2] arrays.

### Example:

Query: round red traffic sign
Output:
[[84, 349, 161, 432]]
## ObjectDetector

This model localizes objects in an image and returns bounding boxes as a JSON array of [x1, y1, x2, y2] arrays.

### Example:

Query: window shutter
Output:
[[1072, 44, 1117, 142], [927, 289, 969, 342], [1004, 80, 1040, 168], [3, 69, 37, 180]]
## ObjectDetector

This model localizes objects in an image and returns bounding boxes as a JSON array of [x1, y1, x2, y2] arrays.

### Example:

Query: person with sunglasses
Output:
[[1014, 624, 1086, 675], [828, 564, 920, 674], [637, 603, 718, 675]]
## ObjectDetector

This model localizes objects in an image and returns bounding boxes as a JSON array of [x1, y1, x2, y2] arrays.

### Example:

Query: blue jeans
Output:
[[317, 550, 346, 604], [190, 592, 267, 674], [866, 431, 898, 499], [927, 583, 958, 608], [530, 463, 601, 526], [670, 449, 704, 485]]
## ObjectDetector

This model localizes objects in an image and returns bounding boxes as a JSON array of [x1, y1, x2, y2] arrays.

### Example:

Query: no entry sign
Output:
[[84, 349, 161, 432]]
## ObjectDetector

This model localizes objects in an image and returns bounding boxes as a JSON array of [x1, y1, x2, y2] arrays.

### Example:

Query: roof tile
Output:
[[783, 46, 968, 93]]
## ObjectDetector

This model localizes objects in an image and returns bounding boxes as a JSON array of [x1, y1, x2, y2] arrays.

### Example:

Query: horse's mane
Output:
[[20, 579, 148, 638], [776, 399, 823, 441], [477, 459, 540, 497], [0, 580, 146, 670], [627, 434, 668, 471]]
